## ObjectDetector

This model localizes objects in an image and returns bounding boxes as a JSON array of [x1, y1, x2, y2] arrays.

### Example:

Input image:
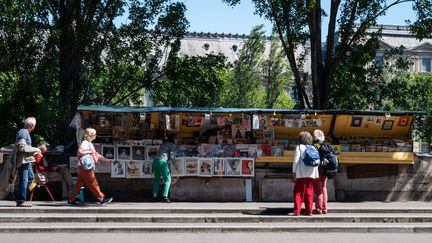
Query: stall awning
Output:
[[77, 105, 426, 116]]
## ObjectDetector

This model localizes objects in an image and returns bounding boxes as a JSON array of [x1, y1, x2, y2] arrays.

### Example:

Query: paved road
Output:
[[1, 233, 432, 243]]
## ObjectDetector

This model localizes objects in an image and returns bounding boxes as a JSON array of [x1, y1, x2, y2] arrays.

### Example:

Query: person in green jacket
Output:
[[152, 133, 177, 203]]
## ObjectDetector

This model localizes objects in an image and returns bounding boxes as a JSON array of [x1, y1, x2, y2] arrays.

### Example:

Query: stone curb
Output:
[[1, 215, 432, 223], [0, 225, 431, 233]]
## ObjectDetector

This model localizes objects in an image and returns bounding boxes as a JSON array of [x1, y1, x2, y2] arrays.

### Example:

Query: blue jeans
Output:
[[15, 163, 34, 204]]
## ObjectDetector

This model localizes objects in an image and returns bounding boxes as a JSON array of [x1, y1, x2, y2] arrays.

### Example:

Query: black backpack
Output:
[[317, 143, 339, 178]]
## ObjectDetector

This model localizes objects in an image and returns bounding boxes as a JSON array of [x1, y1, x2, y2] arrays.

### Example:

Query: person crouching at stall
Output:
[[152, 133, 177, 203], [291, 131, 320, 216], [68, 128, 113, 206]]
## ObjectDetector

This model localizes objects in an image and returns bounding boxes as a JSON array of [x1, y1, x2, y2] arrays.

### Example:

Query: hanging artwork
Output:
[[166, 114, 180, 131], [102, 145, 115, 160], [198, 143, 211, 157], [141, 160, 153, 178], [231, 124, 246, 139], [95, 159, 111, 173], [241, 158, 254, 176], [145, 145, 160, 161], [213, 158, 226, 176], [261, 144, 272, 156], [69, 156, 79, 174], [198, 158, 213, 177], [382, 120, 394, 130], [210, 144, 223, 157], [226, 158, 241, 176], [252, 115, 259, 130], [375, 117, 383, 125], [263, 127, 275, 141], [398, 116, 410, 126], [111, 160, 126, 178], [217, 116, 225, 126], [185, 115, 203, 127], [259, 115, 267, 130], [351, 117, 363, 127], [132, 145, 146, 161], [241, 114, 251, 131], [117, 145, 131, 160], [171, 157, 185, 176], [184, 157, 199, 176], [126, 161, 141, 178]]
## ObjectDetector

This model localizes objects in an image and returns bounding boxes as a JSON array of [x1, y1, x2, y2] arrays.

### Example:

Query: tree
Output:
[[225, 24, 294, 108], [0, 0, 189, 144], [151, 53, 232, 107], [223, 0, 432, 109]]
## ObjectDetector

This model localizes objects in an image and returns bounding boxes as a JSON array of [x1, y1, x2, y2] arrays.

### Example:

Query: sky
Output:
[[181, 0, 417, 36]]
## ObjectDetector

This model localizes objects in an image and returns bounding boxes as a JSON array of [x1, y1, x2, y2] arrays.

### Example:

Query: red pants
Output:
[[69, 167, 105, 202], [293, 178, 314, 215], [313, 176, 328, 213]]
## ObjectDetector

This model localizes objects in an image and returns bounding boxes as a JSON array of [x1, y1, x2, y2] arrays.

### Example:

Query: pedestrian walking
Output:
[[14, 117, 41, 207], [68, 128, 113, 205], [152, 133, 177, 203], [290, 131, 320, 216]]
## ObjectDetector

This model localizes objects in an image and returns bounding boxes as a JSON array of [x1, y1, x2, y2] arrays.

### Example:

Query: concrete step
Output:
[[1, 222, 432, 233], [1, 213, 432, 223]]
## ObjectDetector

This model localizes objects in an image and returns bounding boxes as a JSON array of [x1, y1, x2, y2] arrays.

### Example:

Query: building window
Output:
[[422, 57, 430, 72]]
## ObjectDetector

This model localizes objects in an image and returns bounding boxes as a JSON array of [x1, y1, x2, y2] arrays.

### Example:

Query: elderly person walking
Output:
[[15, 117, 41, 207], [291, 131, 320, 216], [312, 129, 328, 214], [68, 128, 113, 205]]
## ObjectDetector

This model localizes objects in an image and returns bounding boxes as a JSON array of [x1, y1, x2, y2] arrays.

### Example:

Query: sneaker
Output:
[[100, 197, 113, 205], [67, 200, 79, 206], [16, 202, 32, 207], [161, 198, 171, 203]]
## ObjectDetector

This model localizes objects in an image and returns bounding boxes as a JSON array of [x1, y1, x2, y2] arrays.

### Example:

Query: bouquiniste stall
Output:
[[73, 105, 425, 202]]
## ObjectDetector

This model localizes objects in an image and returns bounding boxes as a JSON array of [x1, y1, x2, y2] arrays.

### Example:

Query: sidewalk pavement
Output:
[[0, 200, 430, 209]]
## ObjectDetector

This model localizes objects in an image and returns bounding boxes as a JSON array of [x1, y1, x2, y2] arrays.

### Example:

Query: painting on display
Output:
[[226, 158, 241, 176], [241, 158, 254, 176], [241, 114, 251, 131], [166, 114, 180, 131], [145, 145, 160, 161], [198, 144, 211, 157], [126, 161, 141, 178], [171, 157, 185, 176], [132, 145, 146, 161], [101, 145, 115, 160], [198, 158, 213, 177], [213, 158, 226, 176], [210, 144, 223, 157], [117, 145, 131, 160], [397, 116, 410, 126], [259, 115, 267, 130], [184, 157, 199, 176], [382, 120, 394, 130], [111, 160, 126, 178], [231, 124, 246, 139], [252, 115, 259, 130], [351, 117, 363, 127], [141, 160, 153, 178], [185, 115, 203, 127], [95, 159, 111, 173]]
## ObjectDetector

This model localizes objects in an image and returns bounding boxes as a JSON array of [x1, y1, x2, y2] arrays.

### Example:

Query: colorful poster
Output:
[[398, 116, 410, 126], [261, 144, 272, 156], [241, 114, 251, 131], [252, 115, 259, 130], [226, 158, 241, 176], [241, 158, 254, 176], [171, 157, 185, 176], [198, 144, 211, 157], [185, 157, 199, 176], [213, 158, 226, 176], [111, 160, 126, 178], [198, 158, 213, 176], [141, 160, 153, 178], [126, 161, 141, 178]]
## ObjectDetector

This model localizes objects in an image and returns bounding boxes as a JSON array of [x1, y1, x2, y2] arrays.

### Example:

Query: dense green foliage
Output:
[[0, 0, 188, 145]]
